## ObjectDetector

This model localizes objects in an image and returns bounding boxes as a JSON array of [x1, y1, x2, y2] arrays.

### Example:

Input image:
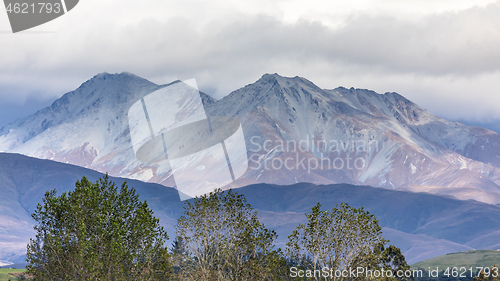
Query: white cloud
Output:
[[0, 0, 499, 124]]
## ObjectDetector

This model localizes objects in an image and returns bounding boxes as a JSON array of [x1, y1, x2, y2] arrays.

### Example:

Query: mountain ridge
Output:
[[212, 73, 500, 202], [1, 72, 500, 204], [1, 152, 499, 265]]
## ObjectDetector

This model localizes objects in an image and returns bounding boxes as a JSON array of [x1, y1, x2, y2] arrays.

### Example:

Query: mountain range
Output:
[[1, 152, 499, 266], [1, 72, 499, 203], [1, 72, 499, 265]]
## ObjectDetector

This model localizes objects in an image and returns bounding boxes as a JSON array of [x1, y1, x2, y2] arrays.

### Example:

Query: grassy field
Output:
[[411, 250, 500, 280], [0, 269, 26, 281], [412, 250, 500, 269]]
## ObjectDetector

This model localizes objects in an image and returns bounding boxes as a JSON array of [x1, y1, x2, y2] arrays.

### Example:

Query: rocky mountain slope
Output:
[[1, 73, 499, 203]]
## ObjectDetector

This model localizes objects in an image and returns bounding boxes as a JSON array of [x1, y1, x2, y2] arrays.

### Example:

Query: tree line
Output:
[[25, 175, 412, 280]]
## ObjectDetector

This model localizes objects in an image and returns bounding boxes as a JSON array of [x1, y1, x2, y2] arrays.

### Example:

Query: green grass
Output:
[[0, 269, 26, 281], [412, 250, 500, 269], [410, 250, 500, 280]]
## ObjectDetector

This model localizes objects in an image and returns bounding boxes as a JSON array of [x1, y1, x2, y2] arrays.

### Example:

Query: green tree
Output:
[[372, 244, 413, 281], [174, 189, 285, 281], [26, 175, 172, 280], [474, 265, 499, 281], [286, 202, 409, 281]]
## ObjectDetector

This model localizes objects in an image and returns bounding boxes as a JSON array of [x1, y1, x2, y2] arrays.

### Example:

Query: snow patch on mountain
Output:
[[1, 72, 500, 204]]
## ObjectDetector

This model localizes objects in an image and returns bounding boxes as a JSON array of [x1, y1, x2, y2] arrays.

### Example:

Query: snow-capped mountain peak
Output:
[[1, 72, 500, 204]]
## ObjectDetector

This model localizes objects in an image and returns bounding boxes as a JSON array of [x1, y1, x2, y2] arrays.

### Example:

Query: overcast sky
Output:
[[1, 0, 499, 128]]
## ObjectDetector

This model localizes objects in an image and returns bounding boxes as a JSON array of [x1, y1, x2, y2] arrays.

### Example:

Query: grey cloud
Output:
[[0, 1, 499, 123], [328, 4, 500, 75], [11, 1, 500, 79]]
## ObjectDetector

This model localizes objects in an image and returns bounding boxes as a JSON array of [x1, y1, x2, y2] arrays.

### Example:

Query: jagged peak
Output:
[[36, 72, 162, 122], [384, 91, 411, 103], [253, 73, 326, 96], [330, 86, 379, 96], [82, 72, 156, 87], [260, 72, 281, 79], [253, 73, 281, 88], [91, 71, 143, 79], [62, 72, 157, 101]]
